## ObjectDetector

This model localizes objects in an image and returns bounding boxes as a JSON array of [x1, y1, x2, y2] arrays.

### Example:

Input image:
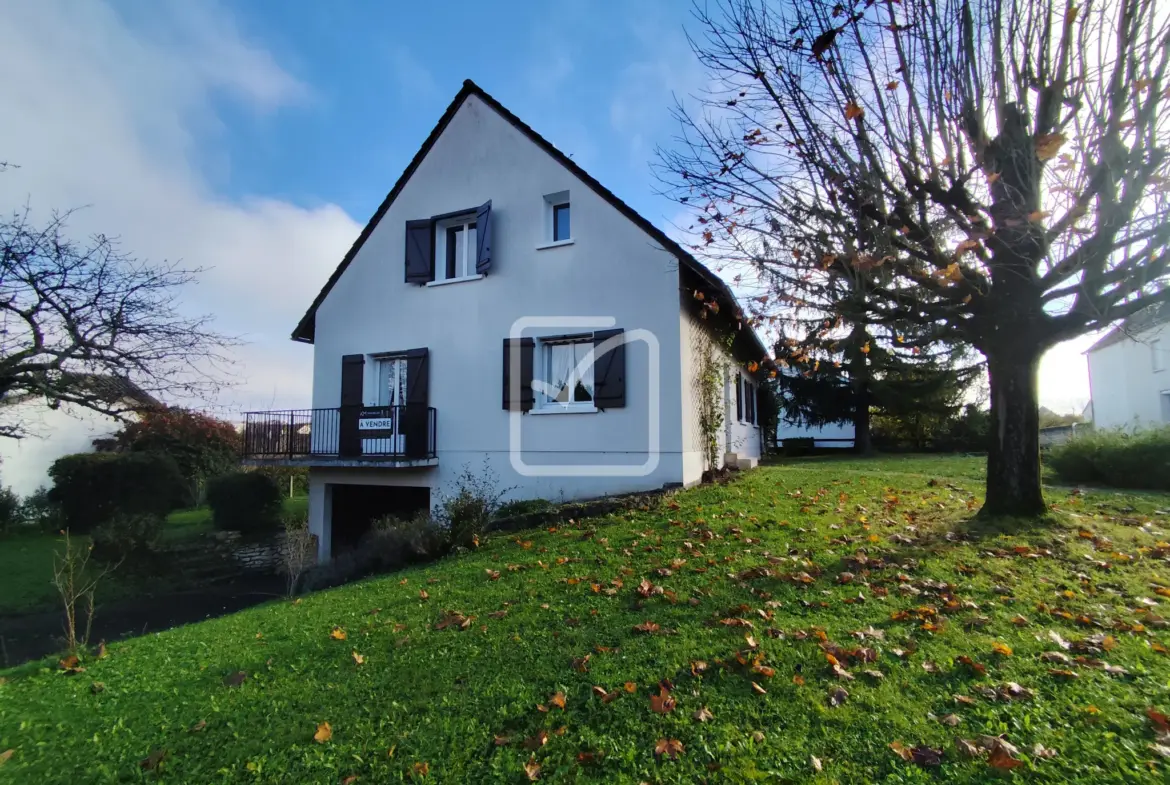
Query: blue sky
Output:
[[122, 0, 696, 238]]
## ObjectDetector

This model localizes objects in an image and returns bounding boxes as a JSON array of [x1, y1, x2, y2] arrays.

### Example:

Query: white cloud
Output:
[[0, 0, 361, 493]]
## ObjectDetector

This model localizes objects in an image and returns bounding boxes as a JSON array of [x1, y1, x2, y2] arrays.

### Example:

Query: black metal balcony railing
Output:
[[242, 406, 437, 461]]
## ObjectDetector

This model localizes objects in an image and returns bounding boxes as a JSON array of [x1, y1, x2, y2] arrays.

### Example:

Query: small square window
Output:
[[538, 336, 594, 409], [553, 203, 570, 242]]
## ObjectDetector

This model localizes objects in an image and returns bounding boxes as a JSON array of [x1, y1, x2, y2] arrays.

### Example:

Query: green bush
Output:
[[1047, 427, 1170, 491], [91, 512, 163, 565], [48, 452, 187, 533], [250, 466, 309, 497], [436, 463, 510, 549], [301, 512, 445, 591], [206, 472, 283, 536]]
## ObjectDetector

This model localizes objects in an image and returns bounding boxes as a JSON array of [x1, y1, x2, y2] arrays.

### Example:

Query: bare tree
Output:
[[0, 205, 235, 437], [659, 0, 1170, 516]]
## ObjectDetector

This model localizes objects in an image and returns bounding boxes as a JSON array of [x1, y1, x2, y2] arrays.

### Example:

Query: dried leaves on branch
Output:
[[659, 0, 1170, 516], [0, 205, 236, 437]]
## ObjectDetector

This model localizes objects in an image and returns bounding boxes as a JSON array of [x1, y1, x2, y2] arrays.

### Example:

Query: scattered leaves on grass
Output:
[[189, 720, 206, 733], [827, 686, 848, 706], [811, 755, 823, 772], [524, 731, 549, 751], [654, 738, 685, 760], [992, 642, 1013, 657], [418, 590, 429, 601], [0, 750, 12, 767], [693, 706, 714, 722], [330, 626, 347, 641], [351, 651, 365, 666], [409, 761, 429, 778], [314, 722, 333, 743], [752, 681, 768, 695], [223, 671, 247, 688], [524, 757, 541, 781], [89, 681, 104, 694], [550, 691, 566, 709], [633, 621, 661, 634]]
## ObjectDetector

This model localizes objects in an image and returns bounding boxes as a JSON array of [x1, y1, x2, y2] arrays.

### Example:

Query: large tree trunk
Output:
[[983, 346, 1046, 517]]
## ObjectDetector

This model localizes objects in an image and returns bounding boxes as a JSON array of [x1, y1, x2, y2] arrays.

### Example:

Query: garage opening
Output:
[[330, 484, 430, 555]]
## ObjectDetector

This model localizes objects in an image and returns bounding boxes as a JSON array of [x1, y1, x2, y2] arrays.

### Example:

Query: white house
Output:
[[1085, 301, 1170, 429], [243, 80, 772, 560]]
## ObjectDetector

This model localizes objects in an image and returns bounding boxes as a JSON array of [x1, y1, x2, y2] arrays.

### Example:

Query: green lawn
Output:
[[2, 457, 1169, 783], [0, 496, 309, 614]]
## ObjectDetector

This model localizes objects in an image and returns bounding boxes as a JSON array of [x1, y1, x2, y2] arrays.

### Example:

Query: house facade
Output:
[[1085, 302, 1170, 429], [244, 81, 771, 560]]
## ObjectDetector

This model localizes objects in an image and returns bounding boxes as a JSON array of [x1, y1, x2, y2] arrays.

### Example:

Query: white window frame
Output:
[[1152, 338, 1165, 373], [537, 190, 573, 249], [533, 334, 596, 414], [432, 213, 479, 283]]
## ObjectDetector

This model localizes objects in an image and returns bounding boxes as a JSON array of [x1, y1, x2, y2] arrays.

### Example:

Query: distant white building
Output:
[[776, 419, 855, 448], [1085, 302, 1170, 429]]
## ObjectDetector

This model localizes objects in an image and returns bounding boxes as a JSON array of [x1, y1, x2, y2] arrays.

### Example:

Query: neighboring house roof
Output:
[[1086, 300, 1170, 353], [59, 373, 160, 410], [291, 79, 774, 375]]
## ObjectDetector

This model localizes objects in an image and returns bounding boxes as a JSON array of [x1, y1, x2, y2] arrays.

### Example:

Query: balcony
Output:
[[241, 406, 437, 466]]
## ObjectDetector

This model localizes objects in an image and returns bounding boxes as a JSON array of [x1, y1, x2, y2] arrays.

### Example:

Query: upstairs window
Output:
[[404, 200, 492, 284], [553, 203, 571, 242], [540, 190, 572, 248], [438, 215, 477, 281]]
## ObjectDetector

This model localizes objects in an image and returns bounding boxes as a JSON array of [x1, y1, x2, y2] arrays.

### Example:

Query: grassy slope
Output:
[[2, 456, 1169, 783], [0, 496, 310, 614]]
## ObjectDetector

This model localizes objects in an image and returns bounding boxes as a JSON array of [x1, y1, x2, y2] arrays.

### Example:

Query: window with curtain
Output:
[[539, 337, 594, 408]]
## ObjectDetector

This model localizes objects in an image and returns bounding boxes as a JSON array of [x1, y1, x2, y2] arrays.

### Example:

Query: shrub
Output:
[[48, 452, 187, 533], [436, 463, 510, 549], [114, 406, 242, 505], [206, 472, 283, 537], [252, 466, 309, 498], [301, 512, 445, 591], [90, 512, 163, 565], [279, 515, 317, 597], [1047, 426, 1170, 491]]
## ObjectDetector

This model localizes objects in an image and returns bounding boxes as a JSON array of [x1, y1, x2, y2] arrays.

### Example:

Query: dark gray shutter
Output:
[[593, 328, 626, 409], [339, 354, 364, 457], [403, 348, 430, 458], [736, 375, 744, 422], [475, 200, 492, 275], [502, 338, 534, 411], [405, 219, 434, 284]]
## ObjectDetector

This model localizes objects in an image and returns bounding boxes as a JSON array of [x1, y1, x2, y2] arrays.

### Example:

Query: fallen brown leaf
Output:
[[314, 722, 333, 743], [654, 738, 684, 760]]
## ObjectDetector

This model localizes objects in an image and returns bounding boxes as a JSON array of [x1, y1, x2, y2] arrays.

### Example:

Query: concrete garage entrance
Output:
[[329, 484, 430, 554]]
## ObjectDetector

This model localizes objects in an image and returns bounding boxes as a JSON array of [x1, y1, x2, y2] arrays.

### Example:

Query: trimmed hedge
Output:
[[1047, 426, 1170, 491], [48, 452, 187, 533], [206, 472, 283, 537]]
